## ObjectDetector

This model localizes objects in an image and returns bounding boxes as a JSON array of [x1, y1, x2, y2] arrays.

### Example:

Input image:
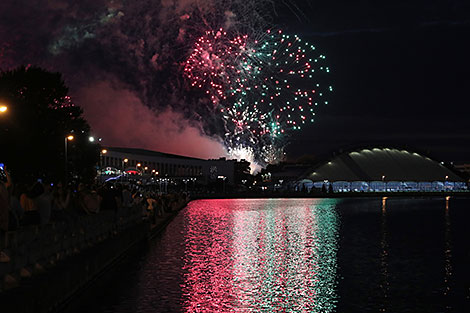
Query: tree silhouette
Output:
[[0, 66, 98, 183]]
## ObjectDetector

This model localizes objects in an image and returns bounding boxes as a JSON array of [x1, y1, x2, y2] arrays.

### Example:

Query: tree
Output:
[[0, 66, 98, 183]]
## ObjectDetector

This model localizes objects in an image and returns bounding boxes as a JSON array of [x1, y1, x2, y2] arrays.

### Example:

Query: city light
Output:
[[0, 105, 7, 113], [101, 149, 107, 154], [67, 135, 74, 141], [88, 136, 95, 142]]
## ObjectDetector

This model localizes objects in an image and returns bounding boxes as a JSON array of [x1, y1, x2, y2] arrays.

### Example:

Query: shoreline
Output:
[[192, 191, 470, 200]]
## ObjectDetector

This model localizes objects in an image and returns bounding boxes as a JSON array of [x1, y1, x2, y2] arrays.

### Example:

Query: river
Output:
[[64, 197, 470, 312]]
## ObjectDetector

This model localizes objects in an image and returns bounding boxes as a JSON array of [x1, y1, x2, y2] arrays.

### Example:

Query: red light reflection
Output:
[[180, 199, 339, 312]]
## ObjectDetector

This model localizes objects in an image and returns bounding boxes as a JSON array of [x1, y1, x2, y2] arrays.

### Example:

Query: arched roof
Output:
[[306, 147, 464, 182]]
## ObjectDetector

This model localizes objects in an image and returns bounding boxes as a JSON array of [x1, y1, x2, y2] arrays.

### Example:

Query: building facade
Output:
[[100, 147, 236, 185]]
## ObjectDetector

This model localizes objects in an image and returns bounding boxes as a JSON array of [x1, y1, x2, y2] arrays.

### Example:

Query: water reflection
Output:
[[380, 197, 389, 312], [443, 197, 452, 304], [181, 199, 340, 312]]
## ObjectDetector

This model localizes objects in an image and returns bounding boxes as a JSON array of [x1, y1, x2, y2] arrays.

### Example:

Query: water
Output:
[[65, 198, 470, 312]]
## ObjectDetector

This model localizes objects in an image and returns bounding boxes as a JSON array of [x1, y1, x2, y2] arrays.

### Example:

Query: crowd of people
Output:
[[0, 166, 189, 262]]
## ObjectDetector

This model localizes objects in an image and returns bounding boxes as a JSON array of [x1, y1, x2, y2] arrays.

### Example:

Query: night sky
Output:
[[280, 1, 470, 163], [1, 0, 469, 163]]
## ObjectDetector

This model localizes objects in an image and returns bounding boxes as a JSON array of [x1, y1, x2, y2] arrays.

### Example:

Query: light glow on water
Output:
[[181, 199, 340, 312], [62, 198, 470, 313]]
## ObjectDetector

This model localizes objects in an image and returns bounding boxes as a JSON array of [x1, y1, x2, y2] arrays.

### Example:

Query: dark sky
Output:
[[1, 0, 469, 163], [278, 1, 470, 163]]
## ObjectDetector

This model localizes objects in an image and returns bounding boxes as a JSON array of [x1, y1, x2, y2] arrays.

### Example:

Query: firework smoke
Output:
[[0, 0, 331, 172]]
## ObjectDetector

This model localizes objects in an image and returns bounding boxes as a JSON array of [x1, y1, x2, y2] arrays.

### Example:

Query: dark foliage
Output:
[[0, 66, 99, 183]]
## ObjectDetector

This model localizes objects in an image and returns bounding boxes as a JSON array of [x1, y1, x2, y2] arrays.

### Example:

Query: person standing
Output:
[[0, 167, 11, 262]]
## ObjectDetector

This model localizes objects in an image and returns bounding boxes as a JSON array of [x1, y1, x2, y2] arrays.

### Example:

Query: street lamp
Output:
[[64, 135, 74, 184], [218, 175, 227, 193], [100, 149, 107, 168], [121, 158, 128, 184]]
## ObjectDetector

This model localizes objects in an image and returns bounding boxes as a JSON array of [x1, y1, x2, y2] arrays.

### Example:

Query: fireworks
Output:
[[184, 28, 331, 167], [183, 29, 250, 106]]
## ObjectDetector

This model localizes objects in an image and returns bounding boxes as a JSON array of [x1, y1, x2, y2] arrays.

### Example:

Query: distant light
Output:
[[88, 136, 95, 142], [101, 149, 108, 154], [67, 135, 74, 141], [123, 158, 128, 163], [0, 105, 7, 113], [137, 163, 141, 167]]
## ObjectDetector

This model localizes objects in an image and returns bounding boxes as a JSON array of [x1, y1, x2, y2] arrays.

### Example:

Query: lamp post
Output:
[[136, 163, 142, 182], [218, 176, 226, 193], [64, 135, 74, 184], [100, 149, 107, 168], [163, 178, 168, 193], [121, 158, 128, 184]]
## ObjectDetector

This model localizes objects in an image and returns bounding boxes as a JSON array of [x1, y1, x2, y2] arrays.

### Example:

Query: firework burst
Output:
[[183, 29, 250, 106], [184, 28, 332, 167]]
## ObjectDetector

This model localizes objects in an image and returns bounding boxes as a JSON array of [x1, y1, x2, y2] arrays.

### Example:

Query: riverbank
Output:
[[0, 196, 189, 313], [193, 190, 470, 199]]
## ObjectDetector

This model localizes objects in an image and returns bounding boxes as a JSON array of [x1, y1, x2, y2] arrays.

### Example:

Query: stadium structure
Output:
[[298, 147, 468, 192]]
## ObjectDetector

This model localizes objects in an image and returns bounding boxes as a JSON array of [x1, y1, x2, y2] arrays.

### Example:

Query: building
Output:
[[299, 147, 468, 192], [100, 147, 236, 185]]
